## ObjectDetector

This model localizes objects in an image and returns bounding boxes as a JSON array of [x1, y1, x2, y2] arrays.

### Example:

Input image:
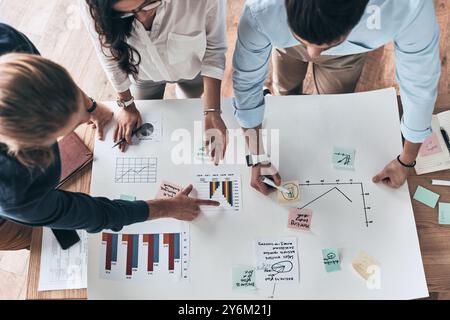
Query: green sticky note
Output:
[[332, 147, 355, 170], [322, 248, 341, 273], [413, 186, 440, 208], [120, 194, 136, 201], [439, 202, 450, 225], [232, 266, 256, 291]]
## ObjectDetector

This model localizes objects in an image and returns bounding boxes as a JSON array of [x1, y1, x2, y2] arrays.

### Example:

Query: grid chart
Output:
[[114, 157, 158, 184]]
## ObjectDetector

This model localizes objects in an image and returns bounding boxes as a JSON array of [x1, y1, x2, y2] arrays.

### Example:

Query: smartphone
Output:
[[51, 229, 81, 250]]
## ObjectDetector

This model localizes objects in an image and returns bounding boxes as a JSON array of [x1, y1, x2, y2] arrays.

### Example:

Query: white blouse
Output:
[[80, 0, 227, 93]]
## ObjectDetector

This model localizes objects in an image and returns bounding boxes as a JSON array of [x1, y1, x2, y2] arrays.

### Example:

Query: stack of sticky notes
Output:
[[413, 186, 440, 208], [120, 194, 137, 201], [352, 251, 380, 281], [322, 248, 341, 273], [438, 202, 450, 225]]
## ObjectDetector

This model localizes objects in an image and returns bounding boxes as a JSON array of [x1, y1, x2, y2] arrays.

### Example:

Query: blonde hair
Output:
[[0, 53, 80, 168]]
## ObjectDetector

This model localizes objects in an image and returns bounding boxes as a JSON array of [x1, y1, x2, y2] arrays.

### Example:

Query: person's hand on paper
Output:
[[114, 103, 143, 153], [204, 113, 228, 165], [146, 184, 220, 221], [251, 163, 282, 195], [372, 158, 410, 188], [88, 102, 114, 141]]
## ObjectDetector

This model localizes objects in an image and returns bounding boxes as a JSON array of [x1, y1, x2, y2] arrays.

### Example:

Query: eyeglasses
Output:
[[115, 0, 162, 19]]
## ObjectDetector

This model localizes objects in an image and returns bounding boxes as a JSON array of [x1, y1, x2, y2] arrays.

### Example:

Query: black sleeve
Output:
[[2, 190, 149, 233], [0, 23, 40, 55]]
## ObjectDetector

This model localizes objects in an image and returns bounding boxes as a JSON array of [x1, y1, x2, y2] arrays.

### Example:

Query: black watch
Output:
[[86, 97, 97, 113]]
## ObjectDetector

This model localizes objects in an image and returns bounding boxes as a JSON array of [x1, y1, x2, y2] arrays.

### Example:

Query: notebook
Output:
[[415, 110, 450, 175], [57, 132, 93, 187]]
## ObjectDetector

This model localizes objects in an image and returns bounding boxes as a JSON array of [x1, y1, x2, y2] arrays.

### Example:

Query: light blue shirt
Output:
[[232, 0, 441, 143]]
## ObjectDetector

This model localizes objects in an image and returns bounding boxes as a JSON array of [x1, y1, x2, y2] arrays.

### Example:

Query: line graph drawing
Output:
[[115, 157, 157, 184], [299, 179, 372, 227]]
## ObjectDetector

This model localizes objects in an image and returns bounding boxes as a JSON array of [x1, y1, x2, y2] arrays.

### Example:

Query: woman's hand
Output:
[[147, 185, 220, 221], [87, 102, 114, 140], [204, 113, 228, 165], [113, 103, 142, 152]]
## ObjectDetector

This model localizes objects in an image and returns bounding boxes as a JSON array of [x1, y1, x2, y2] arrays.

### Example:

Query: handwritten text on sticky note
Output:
[[156, 181, 183, 199], [419, 133, 442, 157], [288, 208, 312, 231], [232, 266, 256, 291], [322, 248, 341, 273]]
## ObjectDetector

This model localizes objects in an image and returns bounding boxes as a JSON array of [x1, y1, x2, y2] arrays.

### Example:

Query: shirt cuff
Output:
[[201, 65, 225, 80], [233, 98, 265, 129], [111, 78, 132, 94], [111, 200, 148, 232], [400, 117, 432, 143]]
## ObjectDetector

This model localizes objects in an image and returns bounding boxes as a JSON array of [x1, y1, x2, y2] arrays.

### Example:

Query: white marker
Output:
[[431, 179, 450, 187], [260, 176, 292, 195]]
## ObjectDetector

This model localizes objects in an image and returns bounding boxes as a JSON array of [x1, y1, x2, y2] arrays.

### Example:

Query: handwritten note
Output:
[[439, 202, 450, 225], [322, 248, 341, 273], [287, 208, 312, 231], [255, 237, 299, 285], [352, 251, 380, 281], [332, 147, 355, 170], [120, 194, 136, 201], [413, 186, 440, 208], [156, 180, 183, 199], [277, 181, 300, 204], [419, 133, 442, 157], [232, 266, 256, 291]]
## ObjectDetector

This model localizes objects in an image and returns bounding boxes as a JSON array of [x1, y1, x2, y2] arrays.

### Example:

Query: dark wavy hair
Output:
[[86, 0, 141, 78], [285, 0, 369, 45]]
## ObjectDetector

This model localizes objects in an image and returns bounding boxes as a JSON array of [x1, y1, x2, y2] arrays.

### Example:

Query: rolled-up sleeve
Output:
[[201, 0, 227, 80], [232, 5, 272, 129], [79, 0, 132, 93], [395, 0, 441, 143]]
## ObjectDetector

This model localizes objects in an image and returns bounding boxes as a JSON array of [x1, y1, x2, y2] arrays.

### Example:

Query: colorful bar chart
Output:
[[196, 173, 241, 213], [143, 234, 159, 272], [100, 220, 189, 282], [122, 234, 139, 276], [102, 233, 118, 271]]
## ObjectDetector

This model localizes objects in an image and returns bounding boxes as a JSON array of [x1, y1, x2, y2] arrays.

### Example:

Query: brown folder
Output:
[[57, 132, 93, 188]]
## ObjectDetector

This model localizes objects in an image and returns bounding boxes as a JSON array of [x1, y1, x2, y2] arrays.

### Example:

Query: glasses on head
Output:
[[115, 0, 162, 19]]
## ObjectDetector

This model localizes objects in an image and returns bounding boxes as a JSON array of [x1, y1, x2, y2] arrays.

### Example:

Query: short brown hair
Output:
[[0, 53, 80, 168]]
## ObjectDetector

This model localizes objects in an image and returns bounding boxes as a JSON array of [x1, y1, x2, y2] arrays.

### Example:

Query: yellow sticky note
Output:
[[277, 181, 300, 204], [352, 251, 380, 281]]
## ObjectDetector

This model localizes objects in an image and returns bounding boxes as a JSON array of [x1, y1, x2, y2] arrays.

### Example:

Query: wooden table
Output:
[[26, 95, 450, 300]]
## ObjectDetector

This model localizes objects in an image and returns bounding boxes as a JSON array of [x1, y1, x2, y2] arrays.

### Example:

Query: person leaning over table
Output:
[[0, 53, 220, 251], [232, 0, 441, 195], [81, 0, 229, 163]]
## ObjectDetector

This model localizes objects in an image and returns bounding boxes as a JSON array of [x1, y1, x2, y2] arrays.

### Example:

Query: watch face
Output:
[[116, 100, 125, 108]]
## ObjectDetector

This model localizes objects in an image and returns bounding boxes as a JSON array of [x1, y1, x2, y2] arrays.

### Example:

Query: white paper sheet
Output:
[[38, 228, 87, 291]]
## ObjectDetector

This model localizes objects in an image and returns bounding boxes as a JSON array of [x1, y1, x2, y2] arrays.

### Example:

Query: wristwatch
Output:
[[246, 154, 271, 167], [116, 96, 135, 109]]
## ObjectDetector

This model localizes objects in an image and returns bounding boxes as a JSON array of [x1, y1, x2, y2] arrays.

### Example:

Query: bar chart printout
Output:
[[99, 222, 189, 281], [195, 173, 242, 213]]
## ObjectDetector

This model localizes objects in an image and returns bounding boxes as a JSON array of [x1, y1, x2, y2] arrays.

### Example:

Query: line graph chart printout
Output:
[[99, 220, 189, 282], [114, 157, 158, 184], [89, 89, 427, 299], [194, 173, 242, 213]]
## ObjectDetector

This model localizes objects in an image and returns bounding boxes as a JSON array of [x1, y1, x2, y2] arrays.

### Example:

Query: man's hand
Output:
[[372, 158, 410, 188], [204, 113, 228, 165], [88, 102, 114, 141], [147, 185, 220, 221], [251, 163, 282, 195], [113, 104, 143, 152]]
